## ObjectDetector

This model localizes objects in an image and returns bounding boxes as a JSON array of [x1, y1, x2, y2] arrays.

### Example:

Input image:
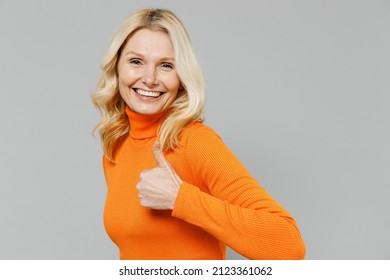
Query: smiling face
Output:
[[117, 29, 181, 115]]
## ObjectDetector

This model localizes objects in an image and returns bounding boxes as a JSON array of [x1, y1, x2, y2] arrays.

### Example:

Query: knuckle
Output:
[[139, 170, 146, 179], [136, 182, 143, 191]]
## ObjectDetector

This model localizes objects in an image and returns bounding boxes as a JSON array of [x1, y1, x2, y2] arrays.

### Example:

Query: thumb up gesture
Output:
[[136, 141, 183, 210]]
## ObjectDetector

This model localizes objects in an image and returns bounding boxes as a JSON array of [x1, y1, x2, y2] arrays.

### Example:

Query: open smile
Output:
[[133, 88, 165, 98]]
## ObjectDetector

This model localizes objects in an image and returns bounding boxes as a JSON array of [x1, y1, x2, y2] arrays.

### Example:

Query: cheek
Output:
[[166, 92, 178, 103], [118, 73, 131, 87], [118, 87, 129, 104], [118, 66, 139, 86], [117, 75, 134, 101], [165, 75, 181, 93], [117, 77, 129, 95]]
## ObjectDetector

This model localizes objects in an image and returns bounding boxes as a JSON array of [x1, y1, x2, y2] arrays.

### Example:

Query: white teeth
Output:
[[135, 89, 161, 98]]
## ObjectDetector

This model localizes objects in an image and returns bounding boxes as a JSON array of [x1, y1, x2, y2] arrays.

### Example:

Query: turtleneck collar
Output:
[[125, 106, 167, 140]]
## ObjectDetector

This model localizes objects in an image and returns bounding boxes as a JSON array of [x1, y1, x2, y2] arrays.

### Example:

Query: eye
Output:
[[161, 63, 174, 70], [129, 59, 142, 66]]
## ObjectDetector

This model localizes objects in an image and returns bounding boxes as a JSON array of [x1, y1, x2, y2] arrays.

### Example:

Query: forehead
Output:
[[122, 29, 175, 58]]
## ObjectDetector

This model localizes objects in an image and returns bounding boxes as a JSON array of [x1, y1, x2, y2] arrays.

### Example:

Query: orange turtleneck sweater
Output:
[[102, 106, 306, 260]]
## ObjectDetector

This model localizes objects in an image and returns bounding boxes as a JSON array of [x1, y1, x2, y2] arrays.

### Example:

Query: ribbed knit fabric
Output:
[[102, 105, 306, 260]]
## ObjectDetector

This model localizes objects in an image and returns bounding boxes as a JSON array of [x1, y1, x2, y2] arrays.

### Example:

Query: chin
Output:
[[133, 106, 163, 115]]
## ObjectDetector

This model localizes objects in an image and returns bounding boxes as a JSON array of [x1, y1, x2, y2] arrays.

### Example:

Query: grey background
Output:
[[0, 0, 389, 260]]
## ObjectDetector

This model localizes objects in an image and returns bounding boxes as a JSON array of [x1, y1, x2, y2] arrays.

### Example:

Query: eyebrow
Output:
[[125, 51, 174, 61]]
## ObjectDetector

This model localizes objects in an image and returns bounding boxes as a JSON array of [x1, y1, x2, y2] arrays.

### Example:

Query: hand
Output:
[[136, 141, 183, 210]]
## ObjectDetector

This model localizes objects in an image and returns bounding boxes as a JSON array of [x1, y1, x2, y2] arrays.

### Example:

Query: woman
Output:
[[91, 8, 305, 260]]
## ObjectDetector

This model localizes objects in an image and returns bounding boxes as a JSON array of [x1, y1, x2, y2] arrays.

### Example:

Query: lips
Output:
[[133, 88, 163, 98]]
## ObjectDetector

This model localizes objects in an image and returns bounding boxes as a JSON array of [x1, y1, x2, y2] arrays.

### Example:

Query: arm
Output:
[[172, 125, 306, 260]]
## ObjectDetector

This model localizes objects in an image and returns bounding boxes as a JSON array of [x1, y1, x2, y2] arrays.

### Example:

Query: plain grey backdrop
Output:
[[1, 0, 389, 260]]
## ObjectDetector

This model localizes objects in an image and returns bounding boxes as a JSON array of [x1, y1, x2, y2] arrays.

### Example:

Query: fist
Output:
[[136, 141, 183, 210]]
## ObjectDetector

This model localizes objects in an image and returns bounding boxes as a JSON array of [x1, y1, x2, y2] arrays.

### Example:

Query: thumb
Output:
[[153, 141, 169, 168]]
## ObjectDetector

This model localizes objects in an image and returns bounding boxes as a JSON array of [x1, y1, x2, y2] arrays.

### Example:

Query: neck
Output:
[[125, 106, 167, 140]]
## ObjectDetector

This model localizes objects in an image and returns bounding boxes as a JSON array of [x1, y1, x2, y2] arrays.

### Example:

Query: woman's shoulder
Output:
[[181, 121, 222, 144]]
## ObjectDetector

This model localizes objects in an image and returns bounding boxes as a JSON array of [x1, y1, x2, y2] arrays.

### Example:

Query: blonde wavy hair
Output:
[[91, 8, 205, 162]]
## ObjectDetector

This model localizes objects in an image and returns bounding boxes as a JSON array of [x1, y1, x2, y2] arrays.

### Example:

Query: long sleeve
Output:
[[172, 124, 306, 260]]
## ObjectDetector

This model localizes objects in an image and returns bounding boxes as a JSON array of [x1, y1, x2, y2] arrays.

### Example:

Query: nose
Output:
[[142, 66, 158, 87]]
